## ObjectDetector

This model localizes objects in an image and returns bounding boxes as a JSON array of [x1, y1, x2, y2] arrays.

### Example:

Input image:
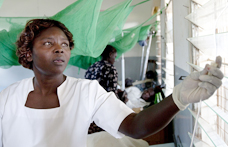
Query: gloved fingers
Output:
[[201, 64, 210, 75], [198, 82, 217, 95], [190, 64, 209, 80], [189, 56, 222, 80], [206, 65, 224, 79], [199, 75, 222, 88], [215, 56, 222, 68]]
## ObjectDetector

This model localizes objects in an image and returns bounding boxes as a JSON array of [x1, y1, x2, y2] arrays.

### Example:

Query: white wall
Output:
[[0, 0, 76, 17], [0, 66, 33, 91]]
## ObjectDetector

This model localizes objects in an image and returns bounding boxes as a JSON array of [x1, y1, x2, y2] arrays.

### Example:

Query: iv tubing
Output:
[[190, 99, 202, 147]]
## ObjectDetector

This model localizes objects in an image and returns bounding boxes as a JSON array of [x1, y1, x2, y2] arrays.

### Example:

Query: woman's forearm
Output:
[[119, 94, 180, 139]]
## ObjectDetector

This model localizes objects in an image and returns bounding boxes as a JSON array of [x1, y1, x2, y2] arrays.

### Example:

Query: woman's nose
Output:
[[54, 44, 64, 53]]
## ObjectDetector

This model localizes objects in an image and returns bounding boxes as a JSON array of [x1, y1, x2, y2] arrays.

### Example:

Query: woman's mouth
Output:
[[53, 59, 65, 65]]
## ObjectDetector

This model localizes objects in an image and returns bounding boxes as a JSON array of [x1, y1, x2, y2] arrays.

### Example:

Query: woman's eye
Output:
[[62, 43, 69, 47], [44, 42, 51, 46]]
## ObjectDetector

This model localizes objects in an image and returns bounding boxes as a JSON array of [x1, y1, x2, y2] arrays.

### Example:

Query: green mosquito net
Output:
[[0, 0, 3, 9], [0, 0, 161, 69]]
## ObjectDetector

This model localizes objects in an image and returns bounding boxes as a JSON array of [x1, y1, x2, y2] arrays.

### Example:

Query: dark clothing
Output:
[[85, 60, 118, 93], [88, 122, 104, 134], [85, 60, 118, 134]]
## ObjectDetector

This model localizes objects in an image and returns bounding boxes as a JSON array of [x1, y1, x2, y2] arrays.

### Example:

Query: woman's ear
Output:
[[26, 50, 33, 62], [109, 52, 113, 58]]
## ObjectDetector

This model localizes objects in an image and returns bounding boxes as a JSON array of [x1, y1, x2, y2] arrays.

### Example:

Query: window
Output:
[[157, 0, 174, 96], [186, 0, 228, 146]]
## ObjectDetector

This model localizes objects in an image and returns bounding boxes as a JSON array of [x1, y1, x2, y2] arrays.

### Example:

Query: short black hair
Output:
[[101, 45, 116, 60], [125, 78, 133, 88]]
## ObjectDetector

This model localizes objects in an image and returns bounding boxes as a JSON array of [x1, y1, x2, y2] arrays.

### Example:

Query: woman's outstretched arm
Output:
[[119, 56, 224, 139], [118, 94, 179, 139]]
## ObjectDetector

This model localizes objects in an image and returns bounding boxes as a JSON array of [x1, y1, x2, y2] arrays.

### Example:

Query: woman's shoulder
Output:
[[0, 78, 33, 115], [66, 76, 100, 87], [64, 76, 105, 97]]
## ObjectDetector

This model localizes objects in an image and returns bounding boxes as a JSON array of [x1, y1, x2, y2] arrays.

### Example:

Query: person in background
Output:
[[116, 89, 128, 104], [125, 78, 134, 88], [85, 45, 118, 94], [124, 78, 150, 110], [125, 78, 164, 110], [141, 85, 165, 108], [0, 18, 224, 147], [85, 45, 119, 134]]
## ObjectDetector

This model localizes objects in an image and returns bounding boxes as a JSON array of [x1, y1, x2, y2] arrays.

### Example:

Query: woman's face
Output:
[[108, 51, 117, 65], [31, 27, 71, 76]]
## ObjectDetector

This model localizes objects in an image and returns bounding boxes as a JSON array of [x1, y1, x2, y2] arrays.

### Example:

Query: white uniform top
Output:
[[0, 76, 134, 147]]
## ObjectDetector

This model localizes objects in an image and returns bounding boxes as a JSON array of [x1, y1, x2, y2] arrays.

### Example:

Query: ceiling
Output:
[[0, 0, 161, 29]]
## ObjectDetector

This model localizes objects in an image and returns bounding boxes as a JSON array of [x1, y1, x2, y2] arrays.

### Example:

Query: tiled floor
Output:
[[149, 143, 175, 147]]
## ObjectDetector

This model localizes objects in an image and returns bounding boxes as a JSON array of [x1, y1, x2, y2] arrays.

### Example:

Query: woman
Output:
[[1, 19, 132, 146], [85, 45, 118, 94], [0, 18, 223, 147], [85, 45, 119, 134]]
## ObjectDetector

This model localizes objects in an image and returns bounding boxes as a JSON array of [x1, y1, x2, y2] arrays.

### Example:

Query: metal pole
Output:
[[121, 31, 125, 90], [141, 34, 152, 80], [139, 46, 145, 79], [121, 54, 125, 90]]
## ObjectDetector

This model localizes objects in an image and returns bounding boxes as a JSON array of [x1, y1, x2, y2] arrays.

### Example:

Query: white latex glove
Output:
[[172, 56, 224, 110]]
